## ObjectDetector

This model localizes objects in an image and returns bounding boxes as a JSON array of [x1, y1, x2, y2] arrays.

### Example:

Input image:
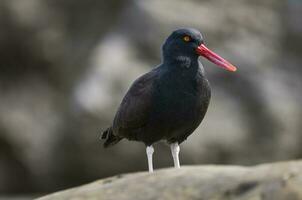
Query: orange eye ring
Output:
[[183, 35, 191, 42]]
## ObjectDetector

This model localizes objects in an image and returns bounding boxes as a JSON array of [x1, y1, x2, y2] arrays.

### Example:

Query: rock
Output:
[[37, 160, 302, 200]]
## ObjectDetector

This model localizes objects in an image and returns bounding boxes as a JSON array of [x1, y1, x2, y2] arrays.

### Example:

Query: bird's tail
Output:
[[100, 127, 122, 148]]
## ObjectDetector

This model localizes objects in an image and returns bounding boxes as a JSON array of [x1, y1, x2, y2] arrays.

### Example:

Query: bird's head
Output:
[[162, 28, 237, 72]]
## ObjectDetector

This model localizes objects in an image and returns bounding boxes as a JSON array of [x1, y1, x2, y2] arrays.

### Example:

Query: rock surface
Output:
[[37, 160, 302, 200]]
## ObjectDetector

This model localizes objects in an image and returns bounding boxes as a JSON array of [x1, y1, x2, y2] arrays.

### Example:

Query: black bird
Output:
[[101, 28, 237, 172]]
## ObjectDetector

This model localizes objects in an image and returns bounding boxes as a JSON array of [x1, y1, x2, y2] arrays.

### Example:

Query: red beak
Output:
[[196, 44, 237, 72]]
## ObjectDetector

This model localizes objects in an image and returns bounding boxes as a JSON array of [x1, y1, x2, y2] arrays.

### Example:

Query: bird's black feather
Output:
[[101, 28, 211, 147]]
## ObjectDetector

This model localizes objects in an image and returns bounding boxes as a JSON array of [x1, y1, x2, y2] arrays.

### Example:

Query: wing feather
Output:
[[112, 68, 158, 137]]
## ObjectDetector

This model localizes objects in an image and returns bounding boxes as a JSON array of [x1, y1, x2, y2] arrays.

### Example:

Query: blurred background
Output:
[[0, 0, 302, 197]]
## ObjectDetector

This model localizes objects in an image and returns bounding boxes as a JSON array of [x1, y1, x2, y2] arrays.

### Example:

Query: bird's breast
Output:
[[152, 71, 210, 124]]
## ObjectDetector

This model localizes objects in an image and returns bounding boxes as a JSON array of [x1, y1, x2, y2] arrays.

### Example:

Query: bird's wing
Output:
[[112, 68, 158, 136]]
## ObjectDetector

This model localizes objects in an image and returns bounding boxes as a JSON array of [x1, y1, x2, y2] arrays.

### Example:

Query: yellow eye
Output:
[[183, 35, 191, 42]]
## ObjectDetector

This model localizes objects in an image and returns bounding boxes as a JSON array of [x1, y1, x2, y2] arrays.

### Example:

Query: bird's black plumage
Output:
[[101, 28, 211, 147]]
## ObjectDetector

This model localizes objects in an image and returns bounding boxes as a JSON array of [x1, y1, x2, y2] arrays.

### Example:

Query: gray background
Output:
[[0, 0, 301, 195]]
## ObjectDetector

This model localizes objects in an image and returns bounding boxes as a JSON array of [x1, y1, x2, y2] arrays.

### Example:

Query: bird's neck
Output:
[[163, 55, 201, 75]]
